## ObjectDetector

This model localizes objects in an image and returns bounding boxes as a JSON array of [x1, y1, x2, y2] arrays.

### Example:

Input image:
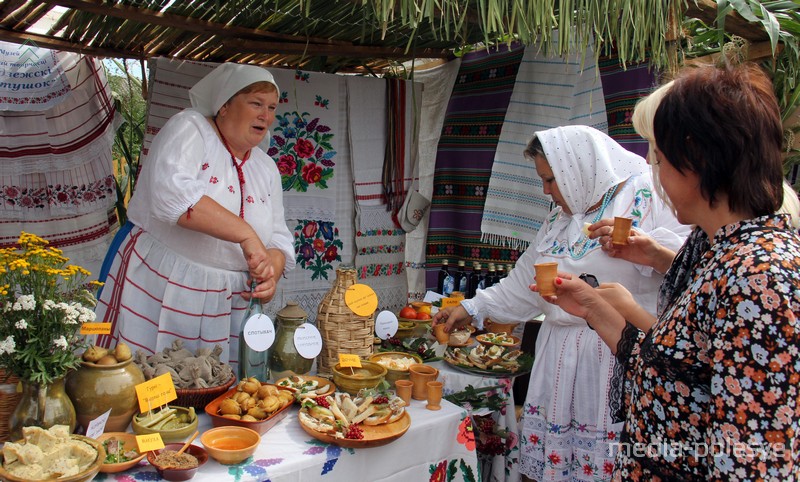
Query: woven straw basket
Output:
[[316, 266, 375, 376], [0, 370, 22, 442]]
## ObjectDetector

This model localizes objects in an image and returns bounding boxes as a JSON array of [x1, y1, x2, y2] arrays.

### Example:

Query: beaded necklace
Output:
[[569, 183, 619, 259], [214, 117, 250, 219]]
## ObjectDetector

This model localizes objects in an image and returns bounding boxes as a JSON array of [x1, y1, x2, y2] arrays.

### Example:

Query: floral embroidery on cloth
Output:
[[269, 110, 336, 192], [294, 220, 342, 280]]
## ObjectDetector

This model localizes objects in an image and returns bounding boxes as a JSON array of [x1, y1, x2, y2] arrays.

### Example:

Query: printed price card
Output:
[[135, 372, 177, 413], [136, 433, 165, 453], [338, 353, 362, 368], [374, 310, 399, 339], [80, 323, 112, 335], [344, 284, 378, 316], [293, 323, 323, 359], [441, 297, 462, 308]]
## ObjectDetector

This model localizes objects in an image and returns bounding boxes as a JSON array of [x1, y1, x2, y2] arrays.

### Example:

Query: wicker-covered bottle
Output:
[[316, 265, 375, 376]]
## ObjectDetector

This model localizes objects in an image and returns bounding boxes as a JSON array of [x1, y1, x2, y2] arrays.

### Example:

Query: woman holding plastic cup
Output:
[[535, 64, 800, 480], [433, 125, 688, 482]]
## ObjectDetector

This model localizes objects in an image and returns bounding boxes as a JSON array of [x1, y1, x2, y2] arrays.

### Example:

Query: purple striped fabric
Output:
[[598, 53, 658, 158], [425, 43, 525, 290]]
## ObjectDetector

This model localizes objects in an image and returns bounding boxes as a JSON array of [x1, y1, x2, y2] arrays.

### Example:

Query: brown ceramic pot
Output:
[[66, 358, 145, 432]]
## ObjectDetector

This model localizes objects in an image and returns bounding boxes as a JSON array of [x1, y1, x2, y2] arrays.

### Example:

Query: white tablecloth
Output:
[[432, 360, 521, 482], [93, 398, 478, 482]]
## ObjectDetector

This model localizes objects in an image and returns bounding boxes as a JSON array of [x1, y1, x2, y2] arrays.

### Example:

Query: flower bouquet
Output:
[[0, 232, 101, 385]]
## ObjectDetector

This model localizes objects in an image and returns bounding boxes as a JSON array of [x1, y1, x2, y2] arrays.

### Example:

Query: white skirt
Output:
[[518, 322, 623, 481], [95, 226, 250, 367]]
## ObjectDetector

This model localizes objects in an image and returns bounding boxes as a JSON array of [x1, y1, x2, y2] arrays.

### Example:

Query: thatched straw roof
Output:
[[0, 0, 691, 74]]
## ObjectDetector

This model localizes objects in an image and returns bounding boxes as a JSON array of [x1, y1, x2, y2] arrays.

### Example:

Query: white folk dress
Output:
[[95, 109, 295, 367], [461, 127, 689, 482]]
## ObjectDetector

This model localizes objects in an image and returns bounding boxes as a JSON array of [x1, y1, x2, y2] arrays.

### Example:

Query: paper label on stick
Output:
[[135, 373, 177, 413], [375, 310, 399, 339], [80, 323, 112, 335], [338, 353, 362, 368], [441, 297, 462, 308], [85, 409, 111, 439], [136, 433, 165, 452], [243, 314, 275, 352], [344, 284, 378, 316], [293, 323, 322, 359]]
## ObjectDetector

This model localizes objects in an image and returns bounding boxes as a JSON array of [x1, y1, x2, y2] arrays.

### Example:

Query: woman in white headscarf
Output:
[[433, 125, 688, 482], [95, 63, 295, 366]]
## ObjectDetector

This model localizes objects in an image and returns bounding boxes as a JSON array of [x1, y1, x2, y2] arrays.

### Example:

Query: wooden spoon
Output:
[[176, 430, 200, 455]]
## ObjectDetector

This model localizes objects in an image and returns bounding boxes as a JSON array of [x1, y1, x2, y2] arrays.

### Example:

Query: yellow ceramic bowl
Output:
[[332, 360, 387, 395], [368, 351, 422, 388], [131, 405, 199, 443], [200, 426, 261, 465]]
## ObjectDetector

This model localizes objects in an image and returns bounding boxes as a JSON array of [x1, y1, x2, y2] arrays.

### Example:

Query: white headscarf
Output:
[[534, 125, 648, 255], [189, 63, 280, 117]]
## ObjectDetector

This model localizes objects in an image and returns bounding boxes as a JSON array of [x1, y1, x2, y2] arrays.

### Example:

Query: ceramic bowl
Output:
[[200, 426, 261, 465], [368, 351, 422, 388], [0, 434, 104, 482], [146, 443, 208, 481], [131, 405, 199, 443], [97, 432, 146, 473], [332, 360, 387, 395]]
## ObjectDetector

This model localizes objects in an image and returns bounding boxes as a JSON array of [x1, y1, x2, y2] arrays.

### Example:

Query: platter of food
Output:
[[475, 332, 521, 347], [205, 378, 295, 434], [298, 392, 410, 448], [443, 345, 532, 377], [97, 432, 146, 473], [274, 375, 335, 401]]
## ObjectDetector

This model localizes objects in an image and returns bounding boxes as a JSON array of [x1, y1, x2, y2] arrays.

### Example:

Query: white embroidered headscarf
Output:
[[189, 63, 280, 117], [534, 125, 648, 256]]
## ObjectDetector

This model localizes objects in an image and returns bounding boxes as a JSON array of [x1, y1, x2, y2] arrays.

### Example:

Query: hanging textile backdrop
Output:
[[142, 58, 377, 321], [598, 53, 657, 159], [0, 40, 72, 110], [346, 76, 420, 312], [403, 59, 462, 300], [0, 49, 117, 276], [425, 43, 526, 291], [480, 37, 608, 250]]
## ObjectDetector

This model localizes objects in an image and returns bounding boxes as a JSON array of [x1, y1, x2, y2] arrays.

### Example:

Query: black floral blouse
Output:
[[614, 214, 800, 481]]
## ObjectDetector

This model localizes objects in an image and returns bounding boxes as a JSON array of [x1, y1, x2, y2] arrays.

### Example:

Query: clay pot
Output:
[[66, 358, 145, 432], [408, 364, 439, 400]]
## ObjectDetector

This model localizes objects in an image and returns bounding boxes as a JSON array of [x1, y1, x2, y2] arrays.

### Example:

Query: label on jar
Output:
[[375, 310, 399, 339], [243, 314, 275, 352], [293, 323, 322, 359]]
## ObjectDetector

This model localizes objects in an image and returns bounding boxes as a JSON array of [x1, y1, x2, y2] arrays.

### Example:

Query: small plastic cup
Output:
[[612, 217, 633, 245], [534, 262, 558, 296]]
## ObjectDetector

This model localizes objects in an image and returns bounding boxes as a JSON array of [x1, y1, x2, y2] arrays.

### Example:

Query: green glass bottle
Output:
[[237, 282, 271, 381]]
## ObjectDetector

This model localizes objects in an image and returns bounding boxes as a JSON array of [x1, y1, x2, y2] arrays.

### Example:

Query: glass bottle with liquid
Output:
[[467, 262, 484, 298], [438, 259, 453, 295], [238, 282, 270, 381], [485, 264, 496, 289], [453, 260, 469, 294]]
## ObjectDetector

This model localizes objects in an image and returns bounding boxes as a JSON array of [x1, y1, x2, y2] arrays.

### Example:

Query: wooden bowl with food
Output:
[[97, 432, 146, 473], [146, 443, 207, 481], [131, 405, 199, 443], [332, 361, 387, 395], [368, 351, 422, 388]]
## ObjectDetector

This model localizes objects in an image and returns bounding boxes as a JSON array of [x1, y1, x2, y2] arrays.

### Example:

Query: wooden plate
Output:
[[448, 337, 475, 348], [475, 333, 521, 347], [97, 432, 146, 473], [274, 375, 336, 401], [298, 410, 411, 448]]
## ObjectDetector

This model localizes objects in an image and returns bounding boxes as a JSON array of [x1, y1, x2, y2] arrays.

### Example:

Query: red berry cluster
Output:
[[387, 337, 401, 346], [345, 424, 364, 439], [373, 395, 389, 404], [315, 396, 330, 408], [479, 434, 506, 456]]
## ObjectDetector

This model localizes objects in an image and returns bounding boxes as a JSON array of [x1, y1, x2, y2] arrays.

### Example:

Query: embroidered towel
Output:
[[480, 37, 608, 250]]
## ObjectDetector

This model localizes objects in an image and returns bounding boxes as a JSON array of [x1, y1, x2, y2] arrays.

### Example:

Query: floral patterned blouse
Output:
[[614, 214, 800, 481]]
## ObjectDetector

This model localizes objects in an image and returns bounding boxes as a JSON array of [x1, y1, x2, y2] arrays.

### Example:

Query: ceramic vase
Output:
[[66, 358, 145, 432], [9, 376, 76, 440]]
